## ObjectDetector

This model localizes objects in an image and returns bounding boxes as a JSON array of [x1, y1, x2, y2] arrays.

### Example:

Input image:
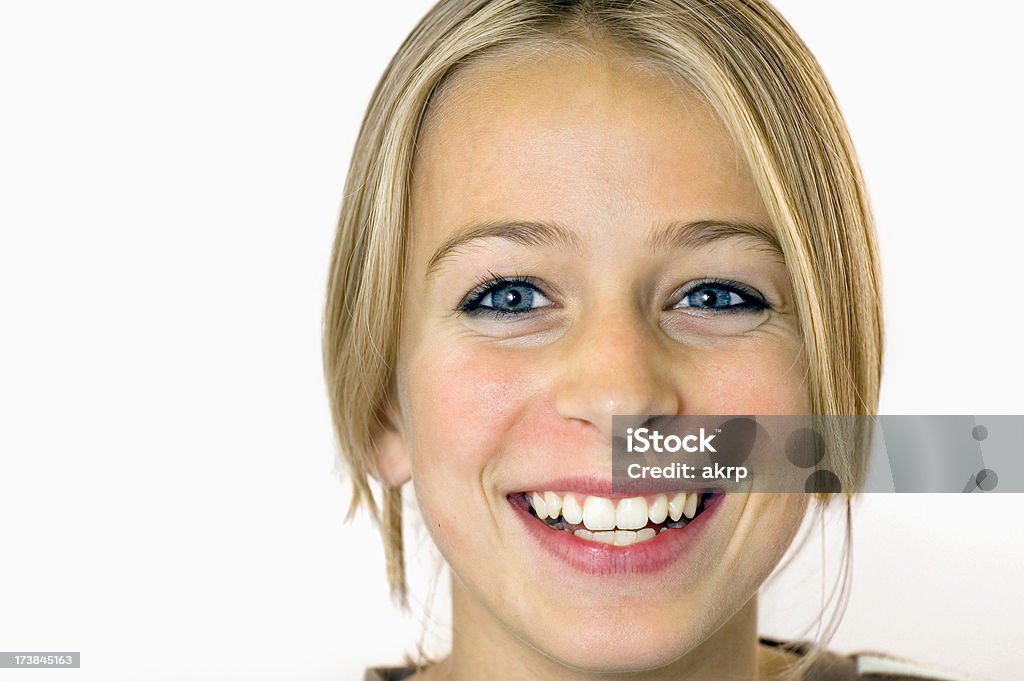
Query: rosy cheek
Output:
[[406, 345, 546, 554], [407, 343, 541, 471]]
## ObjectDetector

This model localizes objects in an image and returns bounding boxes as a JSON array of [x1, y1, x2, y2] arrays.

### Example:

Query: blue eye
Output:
[[674, 281, 768, 312], [459, 277, 553, 317]]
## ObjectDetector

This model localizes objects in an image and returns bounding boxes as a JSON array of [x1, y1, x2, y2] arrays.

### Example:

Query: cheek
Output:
[[685, 341, 808, 414], [401, 342, 546, 522], [407, 347, 530, 461], [402, 343, 565, 567], [733, 494, 810, 577]]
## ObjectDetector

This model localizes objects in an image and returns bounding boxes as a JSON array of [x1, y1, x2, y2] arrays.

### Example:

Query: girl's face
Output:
[[385, 47, 810, 672]]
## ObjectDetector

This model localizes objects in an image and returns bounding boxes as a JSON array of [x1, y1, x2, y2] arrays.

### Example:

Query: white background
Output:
[[1, 1, 1022, 680]]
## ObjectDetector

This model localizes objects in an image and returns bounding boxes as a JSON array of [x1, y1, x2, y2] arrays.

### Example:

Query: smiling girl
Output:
[[323, 2, 977, 680]]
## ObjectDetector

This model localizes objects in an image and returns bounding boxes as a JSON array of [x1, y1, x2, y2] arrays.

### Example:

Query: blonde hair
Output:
[[323, 0, 882, 636]]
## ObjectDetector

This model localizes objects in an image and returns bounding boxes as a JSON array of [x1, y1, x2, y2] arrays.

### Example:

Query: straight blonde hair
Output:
[[323, 0, 882, 623]]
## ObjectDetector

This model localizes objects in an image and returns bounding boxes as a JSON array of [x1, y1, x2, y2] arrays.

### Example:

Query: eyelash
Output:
[[672, 278, 770, 313], [457, 273, 545, 319], [455, 275, 771, 318]]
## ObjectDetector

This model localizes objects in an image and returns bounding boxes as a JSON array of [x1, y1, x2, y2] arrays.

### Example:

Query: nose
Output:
[[552, 304, 681, 443]]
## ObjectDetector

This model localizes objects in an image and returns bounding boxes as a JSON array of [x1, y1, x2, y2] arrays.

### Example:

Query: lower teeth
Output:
[[574, 527, 659, 545]]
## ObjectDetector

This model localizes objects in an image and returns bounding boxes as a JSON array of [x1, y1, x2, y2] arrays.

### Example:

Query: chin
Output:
[[517, 609, 709, 674]]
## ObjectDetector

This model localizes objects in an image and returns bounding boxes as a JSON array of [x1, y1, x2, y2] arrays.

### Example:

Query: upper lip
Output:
[[510, 475, 712, 497]]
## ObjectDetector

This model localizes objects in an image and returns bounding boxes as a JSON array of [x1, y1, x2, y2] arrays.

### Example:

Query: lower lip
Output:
[[508, 493, 725, 576]]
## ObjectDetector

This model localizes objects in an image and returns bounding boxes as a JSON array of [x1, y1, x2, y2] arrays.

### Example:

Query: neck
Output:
[[433, 574, 765, 681]]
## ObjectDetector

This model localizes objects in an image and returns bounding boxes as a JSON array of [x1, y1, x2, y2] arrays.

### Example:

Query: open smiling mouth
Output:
[[512, 491, 720, 547]]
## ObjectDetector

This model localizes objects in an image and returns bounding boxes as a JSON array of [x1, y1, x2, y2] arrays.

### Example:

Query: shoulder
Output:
[[364, 644, 990, 681], [363, 667, 418, 681], [761, 638, 987, 681], [850, 651, 988, 681]]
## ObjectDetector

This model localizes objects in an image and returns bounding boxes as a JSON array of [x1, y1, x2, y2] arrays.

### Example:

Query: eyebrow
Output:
[[425, 220, 585, 277], [425, 218, 782, 278], [649, 219, 783, 258]]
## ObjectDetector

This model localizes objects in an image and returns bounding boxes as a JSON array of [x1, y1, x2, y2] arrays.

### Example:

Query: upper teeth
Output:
[[530, 491, 702, 531]]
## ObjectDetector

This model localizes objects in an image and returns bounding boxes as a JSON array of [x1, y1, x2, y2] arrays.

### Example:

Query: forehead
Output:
[[410, 45, 770, 249]]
